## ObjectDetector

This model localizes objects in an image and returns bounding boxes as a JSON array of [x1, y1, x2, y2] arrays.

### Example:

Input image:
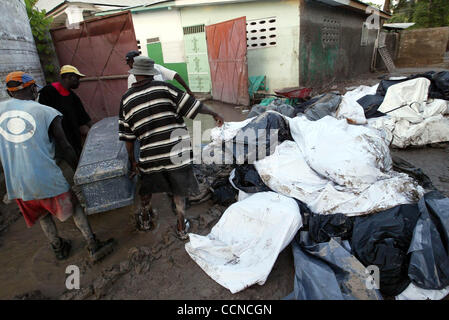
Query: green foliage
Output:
[[25, 0, 57, 83], [390, 0, 449, 28]]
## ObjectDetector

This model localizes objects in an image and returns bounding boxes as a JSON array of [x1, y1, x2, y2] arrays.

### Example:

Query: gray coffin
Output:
[[74, 116, 136, 214]]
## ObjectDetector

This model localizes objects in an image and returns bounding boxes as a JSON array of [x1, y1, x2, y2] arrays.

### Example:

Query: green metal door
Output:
[[183, 25, 211, 93]]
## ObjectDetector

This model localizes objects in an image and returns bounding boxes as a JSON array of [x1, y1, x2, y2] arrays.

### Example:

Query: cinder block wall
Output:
[[298, 0, 379, 87], [396, 27, 449, 67]]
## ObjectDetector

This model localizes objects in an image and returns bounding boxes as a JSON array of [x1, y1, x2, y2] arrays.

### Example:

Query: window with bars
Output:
[[183, 24, 206, 35], [246, 17, 277, 49], [321, 17, 340, 47]]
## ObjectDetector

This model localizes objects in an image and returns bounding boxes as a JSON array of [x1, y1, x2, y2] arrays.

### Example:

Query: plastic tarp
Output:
[[203, 111, 292, 165], [351, 203, 422, 296], [408, 191, 449, 290], [396, 282, 449, 300], [336, 85, 378, 124], [302, 93, 342, 121], [253, 117, 423, 215], [229, 165, 271, 194], [247, 99, 296, 119], [185, 191, 302, 294], [368, 111, 449, 148], [287, 232, 382, 300], [366, 78, 449, 148]]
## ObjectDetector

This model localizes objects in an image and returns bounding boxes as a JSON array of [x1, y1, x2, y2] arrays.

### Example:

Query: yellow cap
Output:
[[60, 65, 86, 77]]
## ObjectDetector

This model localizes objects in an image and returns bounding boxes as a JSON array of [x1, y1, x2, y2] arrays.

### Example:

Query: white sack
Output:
[[185, 192, 302, 294], [336, 84, 378, 125], [288, 116, 392, 188], [255, 141, 423, 216], [209, 118, 255, 143], [378, 78, 431, 123], [396, 282, 449, 300], [368, 114, 449, 148]]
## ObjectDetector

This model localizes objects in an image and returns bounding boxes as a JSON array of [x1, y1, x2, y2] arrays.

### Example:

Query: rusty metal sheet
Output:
[[206, 17, 249, 106], [51, 12, 138, 122]]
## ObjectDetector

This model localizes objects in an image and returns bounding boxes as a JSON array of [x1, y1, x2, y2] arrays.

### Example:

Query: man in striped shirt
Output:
[[119, 56, 223, 239]]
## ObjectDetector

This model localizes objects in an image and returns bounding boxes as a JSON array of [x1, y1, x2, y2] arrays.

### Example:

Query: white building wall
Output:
[[179, 0, 300, 93], [131, 8, 186, 63]]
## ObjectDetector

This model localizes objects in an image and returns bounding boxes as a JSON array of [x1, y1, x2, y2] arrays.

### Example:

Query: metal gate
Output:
[[205, 17, 249, 106], [50, 12, 138, 122]]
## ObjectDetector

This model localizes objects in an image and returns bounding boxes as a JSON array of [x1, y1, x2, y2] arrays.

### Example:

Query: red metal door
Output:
[[206, 17, 249, 106], [50, 12, 138, 122]]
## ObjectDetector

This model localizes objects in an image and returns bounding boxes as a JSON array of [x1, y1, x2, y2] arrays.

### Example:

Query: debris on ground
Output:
[[182, 70, 449, 300]]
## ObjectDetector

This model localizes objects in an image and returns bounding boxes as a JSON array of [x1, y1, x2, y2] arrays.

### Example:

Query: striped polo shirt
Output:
[[118, 79, 201, 174]]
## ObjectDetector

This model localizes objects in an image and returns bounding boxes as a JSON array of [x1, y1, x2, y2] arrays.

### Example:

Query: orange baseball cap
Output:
[[5, 71, 39, 92]]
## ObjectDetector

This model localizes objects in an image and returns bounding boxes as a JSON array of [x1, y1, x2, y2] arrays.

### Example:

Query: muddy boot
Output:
[[51, 237, 72, 261], [87, 234, 116, 263]]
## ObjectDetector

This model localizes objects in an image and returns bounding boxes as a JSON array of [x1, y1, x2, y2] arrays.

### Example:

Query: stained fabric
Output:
[[287, 231, 382, 300], [351, 203, 421, 296], [408, 191, 449, 290]]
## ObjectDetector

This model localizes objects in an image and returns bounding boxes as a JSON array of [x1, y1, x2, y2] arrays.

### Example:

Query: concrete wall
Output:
[[180, 0, 300, 93], [132, 8, 186, 63], [299, 0, 378, 87], [0, 0, 45, 101], [396, 27, 449, 68]]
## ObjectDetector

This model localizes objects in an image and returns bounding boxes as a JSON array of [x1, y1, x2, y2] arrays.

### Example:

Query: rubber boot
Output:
[[87, 234, 116, 263], [51, 237, 72, 260]]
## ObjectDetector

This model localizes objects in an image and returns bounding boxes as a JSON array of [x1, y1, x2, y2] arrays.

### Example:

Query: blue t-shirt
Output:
[[0, 98, 70, 201]]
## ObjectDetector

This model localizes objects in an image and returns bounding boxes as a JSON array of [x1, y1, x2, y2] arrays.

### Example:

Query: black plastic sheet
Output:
[[286, 231, 382, 300], [230, 164, 271, 194], [351, 203, 421, 296], [408, 191, 449, 290], [223, 111, 293, 164], [299, 93, 342, 121]]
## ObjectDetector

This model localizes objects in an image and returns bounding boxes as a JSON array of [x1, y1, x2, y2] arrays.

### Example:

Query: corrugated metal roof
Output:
[[35, 0, 158, 13], [383, 22, 415, 29]]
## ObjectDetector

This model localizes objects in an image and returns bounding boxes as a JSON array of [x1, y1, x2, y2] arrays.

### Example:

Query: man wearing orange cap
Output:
[[38, 65, 92, 158], [0, 71, 115, 262]]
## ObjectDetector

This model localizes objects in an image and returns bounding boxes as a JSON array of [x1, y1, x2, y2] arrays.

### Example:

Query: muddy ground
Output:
[[1, 71, 449, 300]]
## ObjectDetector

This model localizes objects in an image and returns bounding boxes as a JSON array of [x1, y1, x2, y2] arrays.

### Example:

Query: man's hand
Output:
[[213, 114, 224, 127], [129, 160, 139, 178]]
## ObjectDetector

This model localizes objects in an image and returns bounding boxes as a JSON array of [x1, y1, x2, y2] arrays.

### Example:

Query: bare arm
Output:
[[50, 116, 79, 171], [198, 103, 224, 127], [174, 73, 194, 97], [125, 141, 138, 177]]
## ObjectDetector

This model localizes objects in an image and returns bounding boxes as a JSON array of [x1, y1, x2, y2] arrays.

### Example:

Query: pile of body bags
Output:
[[184, 106, 449, 300]]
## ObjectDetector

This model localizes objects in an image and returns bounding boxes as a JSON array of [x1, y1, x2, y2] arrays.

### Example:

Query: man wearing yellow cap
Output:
[[38, 65, 92, 158], [0, 71, 115, 262]]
